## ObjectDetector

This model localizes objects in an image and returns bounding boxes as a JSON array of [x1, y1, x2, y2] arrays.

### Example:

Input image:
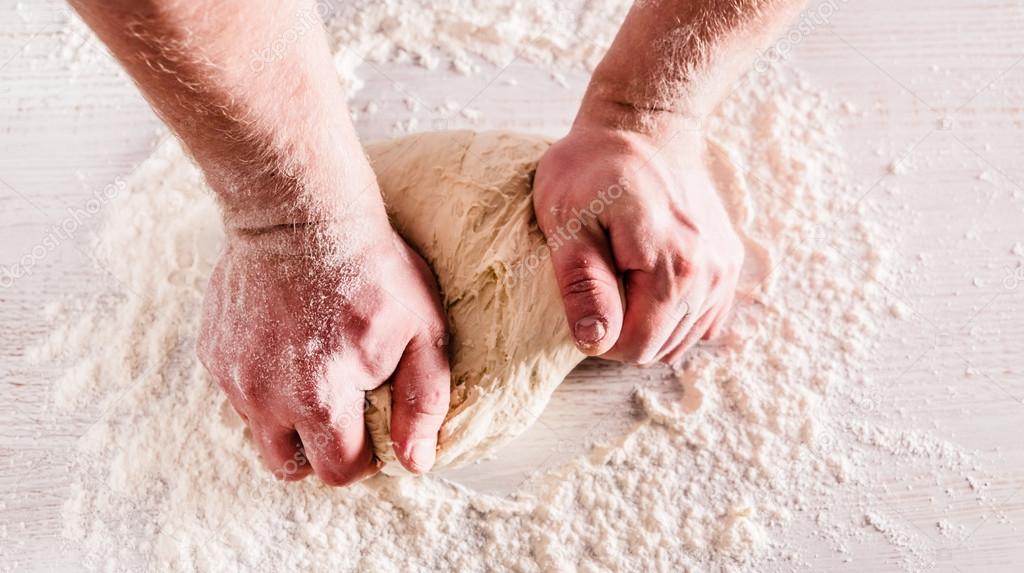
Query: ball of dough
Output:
[[363, 131, 585, 470]]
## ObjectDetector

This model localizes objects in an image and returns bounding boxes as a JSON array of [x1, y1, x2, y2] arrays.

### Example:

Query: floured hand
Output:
[[197, 218, 450, 484], [533, 112, 744, 364]]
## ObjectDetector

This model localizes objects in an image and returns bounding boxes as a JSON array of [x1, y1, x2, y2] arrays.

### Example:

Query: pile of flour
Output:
[[33, 2, 980, 571]]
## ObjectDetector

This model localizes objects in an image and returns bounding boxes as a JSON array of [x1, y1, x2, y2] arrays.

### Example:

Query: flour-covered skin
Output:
[[534, 0, 805, 361], [68, 0, 453, 479], [43, 65, 952, 570], [68, 0, 805, 486], [198, 222, 450, 483], [38, 1, 979, 569], [535, 124, 744, 364]]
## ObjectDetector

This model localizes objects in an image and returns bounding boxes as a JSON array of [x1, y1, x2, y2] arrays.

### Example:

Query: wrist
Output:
[[215, 128, 386, 229], [225, 208, 394, 261], [218, 165, 385, 230], [572, 87, 705, 148], [221, 153, 392, 258]]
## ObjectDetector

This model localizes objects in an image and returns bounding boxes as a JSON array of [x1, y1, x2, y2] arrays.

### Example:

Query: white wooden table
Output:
[[2, 0, 1023, 571]]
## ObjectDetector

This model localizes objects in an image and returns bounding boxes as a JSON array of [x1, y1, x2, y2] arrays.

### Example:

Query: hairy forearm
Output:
[[70, 0, 376, 230], [581, 0, 807, 132]]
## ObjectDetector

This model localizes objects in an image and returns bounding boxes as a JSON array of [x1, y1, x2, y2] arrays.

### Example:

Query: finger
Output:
[[296, 420, 378, 487], [250, 422, 311, 482], [295, 382, 378, 487], [703, 293, 735, 341], [390, 331, 451, 474], [547, 224, 624, 355], [654, 297, 718, 363], [660, 305, 720, 365], [607, 271, 705, 364]]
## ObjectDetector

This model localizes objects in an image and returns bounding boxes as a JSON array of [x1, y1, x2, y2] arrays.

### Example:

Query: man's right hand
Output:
[[533, 117, 744, 365], [197, 218, 451, 485]]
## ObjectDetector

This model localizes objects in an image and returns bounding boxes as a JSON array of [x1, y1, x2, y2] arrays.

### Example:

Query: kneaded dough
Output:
[[363, 131, 585, 470]]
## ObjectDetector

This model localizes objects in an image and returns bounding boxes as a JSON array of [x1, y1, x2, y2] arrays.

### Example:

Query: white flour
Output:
[[31, 2, 983, 571], [320, 0, 623, 93]]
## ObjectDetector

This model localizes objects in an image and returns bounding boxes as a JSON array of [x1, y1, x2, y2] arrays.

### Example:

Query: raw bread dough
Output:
[[363, 131, 585, 470]]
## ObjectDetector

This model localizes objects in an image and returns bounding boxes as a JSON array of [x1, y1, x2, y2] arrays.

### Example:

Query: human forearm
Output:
[[580, 0, 807, 133], [535, 0, 803, 360], [73, 0, 452, 484], [70, 0, 377, 231]]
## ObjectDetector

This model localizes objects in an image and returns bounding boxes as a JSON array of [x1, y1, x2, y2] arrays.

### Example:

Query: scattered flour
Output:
[[320, 0, 624, 94], [27, 2, 985, 571], [863, 512, 933, 572]]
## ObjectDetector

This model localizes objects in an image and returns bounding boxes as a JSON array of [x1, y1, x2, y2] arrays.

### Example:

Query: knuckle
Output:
[[628, 241, 659, 272], [565, 277, 608, 297], [338, 310, 372, 342], [559, 267, 612, 299], [357, 346, 396, 382], [706, 265, 726, 290], [401, 384, 449, 417], [411, 323, 450, 355], [709, 273, 722, 289], [666, 251, 695, 280]]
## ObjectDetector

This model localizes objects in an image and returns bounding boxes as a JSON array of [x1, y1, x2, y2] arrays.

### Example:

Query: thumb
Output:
[[548, 227, 623, 355], [390, 330, 451, 474]]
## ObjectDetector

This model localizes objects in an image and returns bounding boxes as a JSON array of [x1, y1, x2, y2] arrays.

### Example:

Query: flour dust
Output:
[[31, 2, 982, 572]]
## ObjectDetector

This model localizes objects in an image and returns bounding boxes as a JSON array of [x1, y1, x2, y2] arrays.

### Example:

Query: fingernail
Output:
[[406, 439, 436, 474], [574, 315, 607, 346]]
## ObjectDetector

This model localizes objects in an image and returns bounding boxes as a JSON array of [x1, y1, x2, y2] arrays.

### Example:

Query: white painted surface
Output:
[[1, 0, 1023, 571]]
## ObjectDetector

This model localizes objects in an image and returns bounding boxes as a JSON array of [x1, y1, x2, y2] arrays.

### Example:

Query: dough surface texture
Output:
[[363, 130, 585, 470]]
